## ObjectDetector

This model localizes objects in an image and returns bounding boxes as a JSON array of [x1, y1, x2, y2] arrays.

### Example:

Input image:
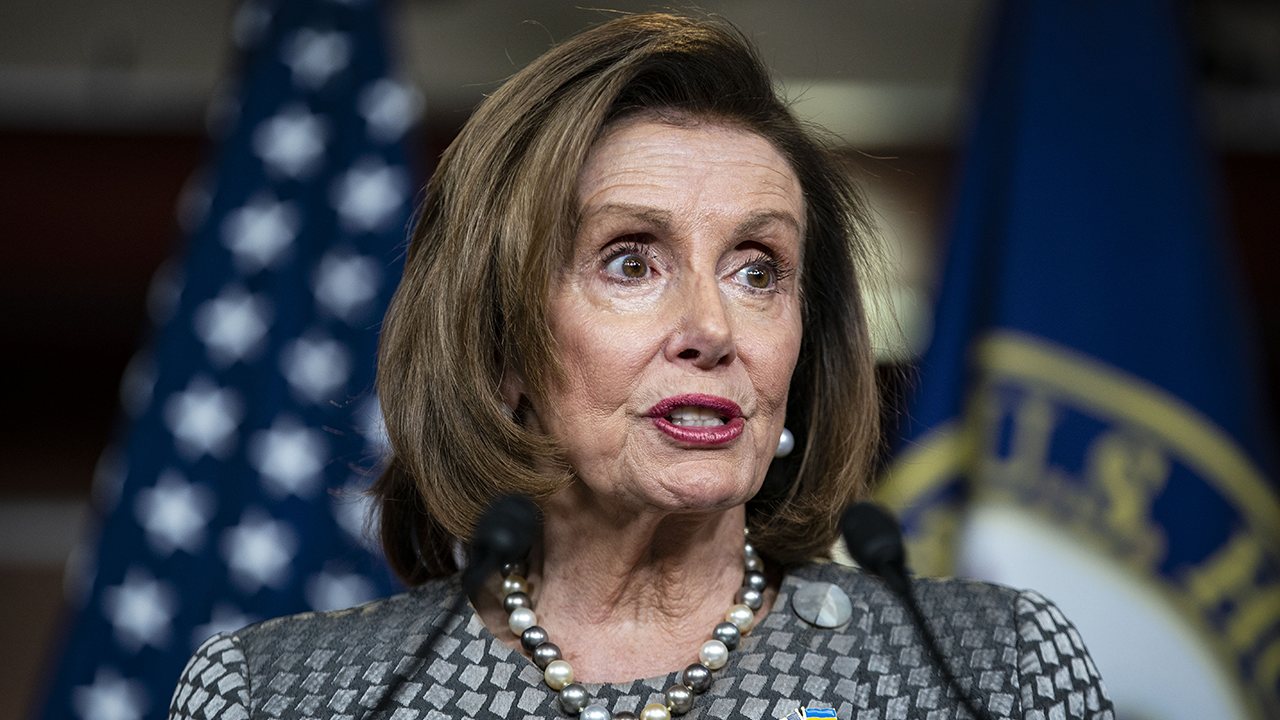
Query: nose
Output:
[[666, 274, 737, 369]]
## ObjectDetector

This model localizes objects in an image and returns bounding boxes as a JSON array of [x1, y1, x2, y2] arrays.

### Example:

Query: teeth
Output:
[[667, 406, 727, 427]]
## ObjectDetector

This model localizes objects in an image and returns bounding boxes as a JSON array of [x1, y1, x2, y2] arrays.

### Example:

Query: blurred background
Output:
[[0, 1, 1277, 719]]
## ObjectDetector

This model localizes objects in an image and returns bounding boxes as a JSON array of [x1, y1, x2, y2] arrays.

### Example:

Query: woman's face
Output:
[[534, 117, 804, 514]]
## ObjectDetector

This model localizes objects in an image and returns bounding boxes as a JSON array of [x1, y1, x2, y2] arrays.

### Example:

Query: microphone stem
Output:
[[897, 581, 993, 720]]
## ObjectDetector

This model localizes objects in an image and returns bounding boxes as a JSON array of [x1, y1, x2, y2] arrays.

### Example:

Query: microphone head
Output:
[[463, 494, 540, 593], [473, 494, 540, 561], [840, 502, 909, 595]]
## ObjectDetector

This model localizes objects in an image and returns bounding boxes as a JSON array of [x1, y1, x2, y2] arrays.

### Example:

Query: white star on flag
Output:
[[163, 376, 244, 461], [330, 155, 408, 233], [280, 332, 352, 404], [190, 603, 258, 650], [332, 475, 378, 549], [72, 667, 148, 720], [101, 567, 179, 653], [253, 102, 329, 178], [355, 393, 391, 454], [358, 78, 424, 143], [221, 194, 301, 273], [281, 28, 352, 89], [305, 570, 378, 612], [221, 508, 299, 594], [193, 284, 274, 366], [134, 469, 216, 556], [249, 415, 329, 498], [313, 249, 382, 321]]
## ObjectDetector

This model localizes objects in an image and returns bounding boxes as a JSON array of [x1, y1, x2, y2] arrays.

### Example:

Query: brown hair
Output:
[[374, 13, 880, 584]]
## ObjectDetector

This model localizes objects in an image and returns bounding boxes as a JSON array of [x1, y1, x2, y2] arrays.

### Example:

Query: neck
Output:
[[473, 483, 775, 682]]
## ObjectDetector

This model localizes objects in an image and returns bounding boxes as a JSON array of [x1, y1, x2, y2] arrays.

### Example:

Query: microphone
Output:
[[839, 502, 910, 597], [840, 502, 992, 720], [366, 494, 540, 718], [462, 494, 540, 594]]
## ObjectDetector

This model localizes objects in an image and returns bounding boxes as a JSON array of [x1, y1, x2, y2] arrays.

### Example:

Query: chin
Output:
[[643, 464, 762, 514]]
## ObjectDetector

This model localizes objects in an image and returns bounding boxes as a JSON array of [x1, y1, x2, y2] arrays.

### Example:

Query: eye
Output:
[[602, 241, 654, 280], [605, 253, 649, 279], [734, 263, 775, 290]]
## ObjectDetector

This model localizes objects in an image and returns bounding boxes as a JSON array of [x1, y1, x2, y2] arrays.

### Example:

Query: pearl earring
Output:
[[775, 428, 794, 458]]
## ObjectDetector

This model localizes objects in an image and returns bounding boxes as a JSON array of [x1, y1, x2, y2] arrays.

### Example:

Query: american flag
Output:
[[36, 0, 417, 718]]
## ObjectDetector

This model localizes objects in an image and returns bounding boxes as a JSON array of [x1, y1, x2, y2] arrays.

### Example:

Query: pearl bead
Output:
[[711, 621, 741, 650], [681, 662, 712, 694], [533, 642, 562, 669], [559, 682, 589, 714], [521, 625, 548, 651], [743, 571, 767, 592], [581, 704, 612, 720], [501, 560, 527, 577], [544, 659, 574, 690], [508, 607, 537, 635], [699, 639, 729, 669], [726, 603, 754, 633], [743, 542, 757, 558], [614, 713, 639, 720], [640, 702, 672, 720], [665, 684, 694, 715], [744, 555, 764, 573], [775, 427, 795, 457], [503, 591, 532, 613], [502, 574, 528, 596], [735, 586, 764, 610]]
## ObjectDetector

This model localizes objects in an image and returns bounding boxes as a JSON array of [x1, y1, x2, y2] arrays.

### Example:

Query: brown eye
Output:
[[738, 265, 772, 289], [622, 256, 646, 278], [606, 253, 650, 279]]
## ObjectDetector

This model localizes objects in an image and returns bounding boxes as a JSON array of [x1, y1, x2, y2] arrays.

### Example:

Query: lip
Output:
[[646, 393, 744, 445]]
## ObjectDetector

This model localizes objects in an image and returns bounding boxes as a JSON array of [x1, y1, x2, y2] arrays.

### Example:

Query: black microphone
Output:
[[462, 494, 540, 594], [366, 494, 540, 718], [840, 502, 910, 597], [840, 502, 992, 720]]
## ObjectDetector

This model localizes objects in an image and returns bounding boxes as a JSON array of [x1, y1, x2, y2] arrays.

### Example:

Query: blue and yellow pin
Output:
[[779, 708, 837, 720]]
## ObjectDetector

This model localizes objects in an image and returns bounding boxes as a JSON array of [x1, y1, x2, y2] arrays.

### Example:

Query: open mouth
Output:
[[666, 405, 729, 427], [647, 394, 744, 445]]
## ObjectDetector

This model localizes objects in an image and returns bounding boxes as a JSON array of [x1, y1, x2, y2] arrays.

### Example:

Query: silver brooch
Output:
[[789, 581, 853, 628]]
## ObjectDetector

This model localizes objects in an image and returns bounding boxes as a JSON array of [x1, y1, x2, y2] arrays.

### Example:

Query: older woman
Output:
[[170, 13, 1112, 720]]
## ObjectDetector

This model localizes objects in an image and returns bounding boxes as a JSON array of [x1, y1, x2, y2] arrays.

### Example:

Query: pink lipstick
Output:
[[646, 393, 744, 445]]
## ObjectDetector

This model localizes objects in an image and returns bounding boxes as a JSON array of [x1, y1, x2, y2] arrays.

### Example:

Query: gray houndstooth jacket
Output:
[[168, 563, 1113, 720]]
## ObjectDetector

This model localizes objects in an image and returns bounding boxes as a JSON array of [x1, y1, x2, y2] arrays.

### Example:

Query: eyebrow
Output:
[[583, 203, 673, 230], [584, 203, 802, 239], [733, 210, 802, 239]]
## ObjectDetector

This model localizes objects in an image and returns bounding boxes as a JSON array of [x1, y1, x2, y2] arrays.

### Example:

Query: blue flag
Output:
[[879, 1, 1280, 719], [36, 1, 417, 718]]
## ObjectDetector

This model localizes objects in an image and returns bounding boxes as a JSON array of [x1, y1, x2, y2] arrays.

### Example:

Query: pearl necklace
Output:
[[498, 540, 766, 720]]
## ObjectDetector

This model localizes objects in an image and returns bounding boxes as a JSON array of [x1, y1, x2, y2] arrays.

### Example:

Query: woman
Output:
[[170, 13, 1112, 720]]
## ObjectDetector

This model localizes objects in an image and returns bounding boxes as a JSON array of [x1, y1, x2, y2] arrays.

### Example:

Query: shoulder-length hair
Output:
[[374, 13, 880, 584]]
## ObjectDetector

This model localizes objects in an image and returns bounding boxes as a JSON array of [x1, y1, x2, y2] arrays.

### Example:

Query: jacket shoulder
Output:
[[796, 562, 1022, 613], [233, 579, 458, 677], [168, 578, 461, 719]]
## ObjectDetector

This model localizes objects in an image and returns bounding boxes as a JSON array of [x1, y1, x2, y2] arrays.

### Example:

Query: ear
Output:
[[500, 366, 535, 427], [500, 367, 523, 417]]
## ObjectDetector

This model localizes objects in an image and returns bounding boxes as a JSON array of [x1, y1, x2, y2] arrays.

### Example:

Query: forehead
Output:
[[575, 117, 804, 226]]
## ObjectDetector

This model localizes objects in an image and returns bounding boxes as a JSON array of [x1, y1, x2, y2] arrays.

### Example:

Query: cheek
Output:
[[547, 303, 656, 418], [744, 309, 803, 408]]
